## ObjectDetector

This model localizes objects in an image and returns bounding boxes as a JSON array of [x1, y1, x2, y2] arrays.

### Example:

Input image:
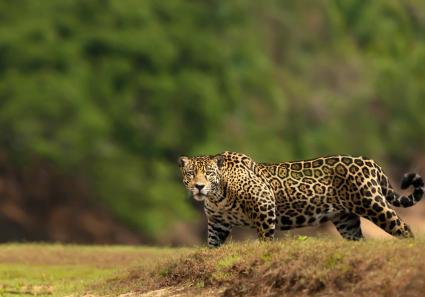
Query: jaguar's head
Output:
[[178, 154, 225, 202]]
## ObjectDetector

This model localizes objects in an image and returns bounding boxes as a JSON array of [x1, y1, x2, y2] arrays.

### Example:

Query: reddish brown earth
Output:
[[0, 152, 143, 244]]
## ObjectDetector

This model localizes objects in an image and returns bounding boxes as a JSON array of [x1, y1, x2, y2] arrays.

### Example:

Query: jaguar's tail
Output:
[[382, 172, 424, 208]]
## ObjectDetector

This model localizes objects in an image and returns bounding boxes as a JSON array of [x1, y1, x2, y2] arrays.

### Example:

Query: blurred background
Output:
[[0, 0, 424, 245]]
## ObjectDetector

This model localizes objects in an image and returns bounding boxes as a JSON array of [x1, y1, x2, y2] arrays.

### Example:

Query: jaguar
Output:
[[178, 151, 424, 247]]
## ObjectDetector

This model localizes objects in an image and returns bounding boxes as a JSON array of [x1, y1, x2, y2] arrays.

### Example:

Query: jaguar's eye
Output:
[[205, 171, 214, 176], [186, 170, 195, 177]]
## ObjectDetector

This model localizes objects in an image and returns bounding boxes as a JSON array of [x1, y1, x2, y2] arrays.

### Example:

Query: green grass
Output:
[[0, 264, 113, 296], [2, 239, 425, 296], [0, 243, 189, 296]]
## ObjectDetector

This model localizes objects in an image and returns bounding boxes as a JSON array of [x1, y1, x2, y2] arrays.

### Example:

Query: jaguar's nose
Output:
[[195, 184, 205, 191]]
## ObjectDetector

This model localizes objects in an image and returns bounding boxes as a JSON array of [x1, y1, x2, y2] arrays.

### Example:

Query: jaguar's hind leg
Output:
[[332, 213, 363, 240], [354, 191, 413, 238]]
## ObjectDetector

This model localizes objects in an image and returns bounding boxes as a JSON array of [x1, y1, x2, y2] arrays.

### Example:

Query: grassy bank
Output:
[[1, 239, 425, 296]]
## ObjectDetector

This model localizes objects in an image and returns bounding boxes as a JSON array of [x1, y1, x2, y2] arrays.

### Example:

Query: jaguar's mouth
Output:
[[193, 193, 206, 201]]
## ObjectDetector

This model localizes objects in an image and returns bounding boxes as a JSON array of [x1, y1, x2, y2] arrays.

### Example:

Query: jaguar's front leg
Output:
[[207, 217, 232, 248]]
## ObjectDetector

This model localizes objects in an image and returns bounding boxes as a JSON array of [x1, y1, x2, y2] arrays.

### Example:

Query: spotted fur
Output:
[[178, 151, 424, 247]]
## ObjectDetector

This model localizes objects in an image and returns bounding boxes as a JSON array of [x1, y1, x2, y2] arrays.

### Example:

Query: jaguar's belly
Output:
[[223, 211, 253, 227], [205, 200, 254, 227], [276, 198, 344, 230]]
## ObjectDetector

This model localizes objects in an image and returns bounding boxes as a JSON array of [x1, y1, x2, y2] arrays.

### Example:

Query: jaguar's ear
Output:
[[178, 156, 189, 168], [214, 155, 225, 168]]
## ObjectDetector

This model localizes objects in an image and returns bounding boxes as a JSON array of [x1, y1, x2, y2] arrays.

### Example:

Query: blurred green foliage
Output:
[[0, 0, 424, 238]]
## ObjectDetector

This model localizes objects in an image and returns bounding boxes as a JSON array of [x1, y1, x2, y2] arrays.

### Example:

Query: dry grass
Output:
[[102, 237, 425, 297]]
